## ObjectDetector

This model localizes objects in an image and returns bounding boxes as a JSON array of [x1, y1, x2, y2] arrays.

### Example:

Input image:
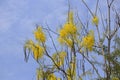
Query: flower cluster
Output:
[[24, 10, 99, 80], [92, 16, 99, 26], [24, 40, 44, 61], [24, 26, 46, 61], [82, 30, 95, 51], [34, 27, 46, 43], [58, 11, 77, 47], [47, 74, 57, 80], [32, 44, 44, 60], [58, 23, 77, 47], [59, 23, 77, 38]]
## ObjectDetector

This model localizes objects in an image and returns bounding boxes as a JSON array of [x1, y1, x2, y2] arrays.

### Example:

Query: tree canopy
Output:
[[23, 0, 120, 80]]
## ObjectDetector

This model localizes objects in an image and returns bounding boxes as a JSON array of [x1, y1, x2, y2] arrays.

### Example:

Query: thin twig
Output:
[[82, 0, 94, 17], [79, 52, 101, 78], [95, 0, 99, 15], [46, 23, 59, 54]]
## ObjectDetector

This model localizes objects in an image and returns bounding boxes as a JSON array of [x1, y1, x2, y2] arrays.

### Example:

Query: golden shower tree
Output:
[[23, 0, 120, 80]]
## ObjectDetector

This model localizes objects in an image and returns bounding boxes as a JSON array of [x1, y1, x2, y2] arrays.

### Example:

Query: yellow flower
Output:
[[58, 23, 77, 47], [32, 44, 44, 61], [58, 38, 73, 47], [82, 30, 95, 51], [63, 23, 77, 35], [59, 23, 77, 38], [52, 51, 66, 67], [65, 39, 73, 47], [57, 78, 61, 80], [24, 40, 34, 49], [68, 11, 74, 24], [79, 49, 83, 53], [66, 62, 76, 80], [79, 77, 82, 80], [36, 69, 43, 80], [34, 27, 46, 43], [59, 51, 67, 59], [59, 29, 68, 38], [58, 37, 65, 45], [24, 40, 44, 61], [112, 77, 119, 80], [58, 11, 77, 48], [47, 74, 57, 80], [58, 51, 66, 66], [92, 16, 99, 26]]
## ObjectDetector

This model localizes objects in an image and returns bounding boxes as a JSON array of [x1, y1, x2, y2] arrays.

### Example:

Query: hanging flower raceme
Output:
[[34, 26, 46, 43], [24, 40, 34, 50], [81, 30, 95, 51], [24, 40, 44, 61], [67, 62, 76, 80], [32, 44, 44, 61], [36, 69, 44, 80], [92, 15, 99, 26]]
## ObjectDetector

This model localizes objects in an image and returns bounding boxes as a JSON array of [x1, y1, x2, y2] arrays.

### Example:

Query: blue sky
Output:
[[0, 0, 67, 80], [0, 0, 119, 80]]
